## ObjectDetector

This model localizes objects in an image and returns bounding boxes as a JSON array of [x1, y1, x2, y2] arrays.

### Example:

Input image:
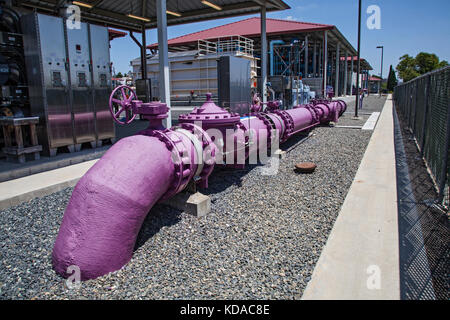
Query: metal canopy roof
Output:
[[17, 0, 290, 32], [341, 56, 373, 71]]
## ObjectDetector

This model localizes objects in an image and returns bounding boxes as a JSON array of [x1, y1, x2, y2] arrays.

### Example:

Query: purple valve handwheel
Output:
[[109, 85, 137, 125]]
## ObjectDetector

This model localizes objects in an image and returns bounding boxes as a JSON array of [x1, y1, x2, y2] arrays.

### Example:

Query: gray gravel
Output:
[[0, 96, 386, 300]]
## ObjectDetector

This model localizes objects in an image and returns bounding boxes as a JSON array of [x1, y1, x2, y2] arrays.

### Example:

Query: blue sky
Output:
[[110, 0, 450, 79]]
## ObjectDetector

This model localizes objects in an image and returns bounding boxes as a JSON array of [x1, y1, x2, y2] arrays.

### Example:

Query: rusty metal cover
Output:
[[295, 162, 317, 173]]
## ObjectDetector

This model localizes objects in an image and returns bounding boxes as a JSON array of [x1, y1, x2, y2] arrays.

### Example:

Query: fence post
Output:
[[420, 75, 431, 155], [438, 99, 450, 202], [408, 84, 413, 129], [412, 81, 419, 131]]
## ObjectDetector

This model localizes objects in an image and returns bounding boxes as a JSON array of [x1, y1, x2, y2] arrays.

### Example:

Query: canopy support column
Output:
[[322, 30, 328, 98], [304, 35, 308, 78], [335, 42, 340, 97], [344, 50, 348, 96], [157, 0, 171, 127], [260, 4, 267, 103]]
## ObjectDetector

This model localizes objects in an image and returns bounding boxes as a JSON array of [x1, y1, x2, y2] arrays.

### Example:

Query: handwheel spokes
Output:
[[111, 98, 122, 105], [120, 87, 127, 101], [114, 107, 125, 118], [109, 85, 137, 125]]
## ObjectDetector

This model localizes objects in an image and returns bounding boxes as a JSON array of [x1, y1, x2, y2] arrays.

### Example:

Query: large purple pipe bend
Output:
[[52, 95, 346, 280]]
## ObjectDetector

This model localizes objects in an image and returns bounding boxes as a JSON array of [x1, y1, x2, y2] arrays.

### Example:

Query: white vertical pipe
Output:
[[157, 0, 171, 127], [260, 5, 267, 103]]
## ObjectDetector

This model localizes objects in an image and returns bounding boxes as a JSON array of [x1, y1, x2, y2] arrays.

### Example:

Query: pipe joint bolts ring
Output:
[[145, 129, 191, 201], [273, 110, 294, 142]]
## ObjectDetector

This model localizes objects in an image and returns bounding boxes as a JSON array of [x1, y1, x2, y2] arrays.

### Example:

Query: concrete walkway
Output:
[[333, 95, 357, 104], [0, 159, 97, 210], [302, 95, 400, 300]]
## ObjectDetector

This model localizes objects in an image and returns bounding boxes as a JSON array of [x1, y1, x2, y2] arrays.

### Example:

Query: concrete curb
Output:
[[302, 95, 400, 300], [0, 159, 97, 211]]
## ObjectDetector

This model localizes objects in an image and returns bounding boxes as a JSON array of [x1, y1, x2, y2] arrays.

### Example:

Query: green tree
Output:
[[396, 52, 449, 82], [396, 54, 419, 82], [386, 65, 398, 91], [115, 72, 123, 78]]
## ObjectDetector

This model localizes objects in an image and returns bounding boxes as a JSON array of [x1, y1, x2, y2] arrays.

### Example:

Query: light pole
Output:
[[377, 45, 384, 97], [354, 0, 362, 117]]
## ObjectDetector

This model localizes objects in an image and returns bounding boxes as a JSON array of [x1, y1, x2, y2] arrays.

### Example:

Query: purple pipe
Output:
[[52, 135, 175, 280], [52, 92, 346, 280], [285, 107, 318, 134]]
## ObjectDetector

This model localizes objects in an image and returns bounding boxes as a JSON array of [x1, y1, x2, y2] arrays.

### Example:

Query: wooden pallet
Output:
[[0, 117, 42, 163]]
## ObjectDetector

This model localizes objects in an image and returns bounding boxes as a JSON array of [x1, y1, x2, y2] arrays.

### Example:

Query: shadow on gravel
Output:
[[134, 204, 183, 251], [134, 133, 313, 250]]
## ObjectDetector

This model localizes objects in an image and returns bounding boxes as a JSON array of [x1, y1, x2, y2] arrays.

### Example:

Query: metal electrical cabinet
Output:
[[21, 13, 115, 155], [21, 13, 74, 155], [89, 24, 114, 143], [67, 22, 96, 149], [217, 56, 251, 116]]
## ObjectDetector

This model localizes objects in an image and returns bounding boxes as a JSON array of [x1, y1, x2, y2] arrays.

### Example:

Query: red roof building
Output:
[[148, 17, 334, 49], [108, 28, 127, 41], [144, 17, 373, 97]]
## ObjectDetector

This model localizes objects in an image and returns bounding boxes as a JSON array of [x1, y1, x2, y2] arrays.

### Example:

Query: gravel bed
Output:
[[0, 96, 386, 300]]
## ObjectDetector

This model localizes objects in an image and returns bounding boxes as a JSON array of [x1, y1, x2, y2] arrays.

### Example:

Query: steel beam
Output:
[[355, 0, 362, 116], [351, 55, 354, 94], [323, 30, 328, 98], [304, 35, 308, 78], [260, 4, 268, 103], [157, 0, 171, 127], [313, 41, 317, 76], [344, 50, 348, 96], [335, 42, 340, 96], [141, 24, 147, 80]]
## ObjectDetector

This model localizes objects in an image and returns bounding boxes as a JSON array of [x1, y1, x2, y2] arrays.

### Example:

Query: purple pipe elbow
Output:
[[52, 135, 175, 280]]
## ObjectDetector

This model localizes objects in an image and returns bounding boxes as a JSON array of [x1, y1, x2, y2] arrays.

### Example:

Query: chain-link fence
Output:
[[394, 66, 450, 209]]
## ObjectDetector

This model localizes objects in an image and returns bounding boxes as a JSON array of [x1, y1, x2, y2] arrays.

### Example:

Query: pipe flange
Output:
[[273, 110, 294, 142], [303, 105, 320, 124], [258, 112, 279, 146], [145, 129, 193, 201], [177, 122, 217, 184], [253, 113, 273, 145]]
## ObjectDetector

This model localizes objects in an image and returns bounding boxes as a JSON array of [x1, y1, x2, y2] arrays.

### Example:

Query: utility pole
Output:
[[377, 45, 384, 97], [355, 0, 362, 117]]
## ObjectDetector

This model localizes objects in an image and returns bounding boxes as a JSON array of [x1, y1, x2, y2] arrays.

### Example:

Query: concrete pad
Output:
[[334, 125, 363, 129], [362, 112, 381, 130], [274, 149, 286, 159], [162, 191, 211, 217], [0, 160, 97, 210], [333, 95, 356, 104], [302, 95, 400, 300]]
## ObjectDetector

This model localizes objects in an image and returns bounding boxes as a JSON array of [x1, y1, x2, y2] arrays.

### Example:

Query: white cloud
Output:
[[286, 16, 298, 21]]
